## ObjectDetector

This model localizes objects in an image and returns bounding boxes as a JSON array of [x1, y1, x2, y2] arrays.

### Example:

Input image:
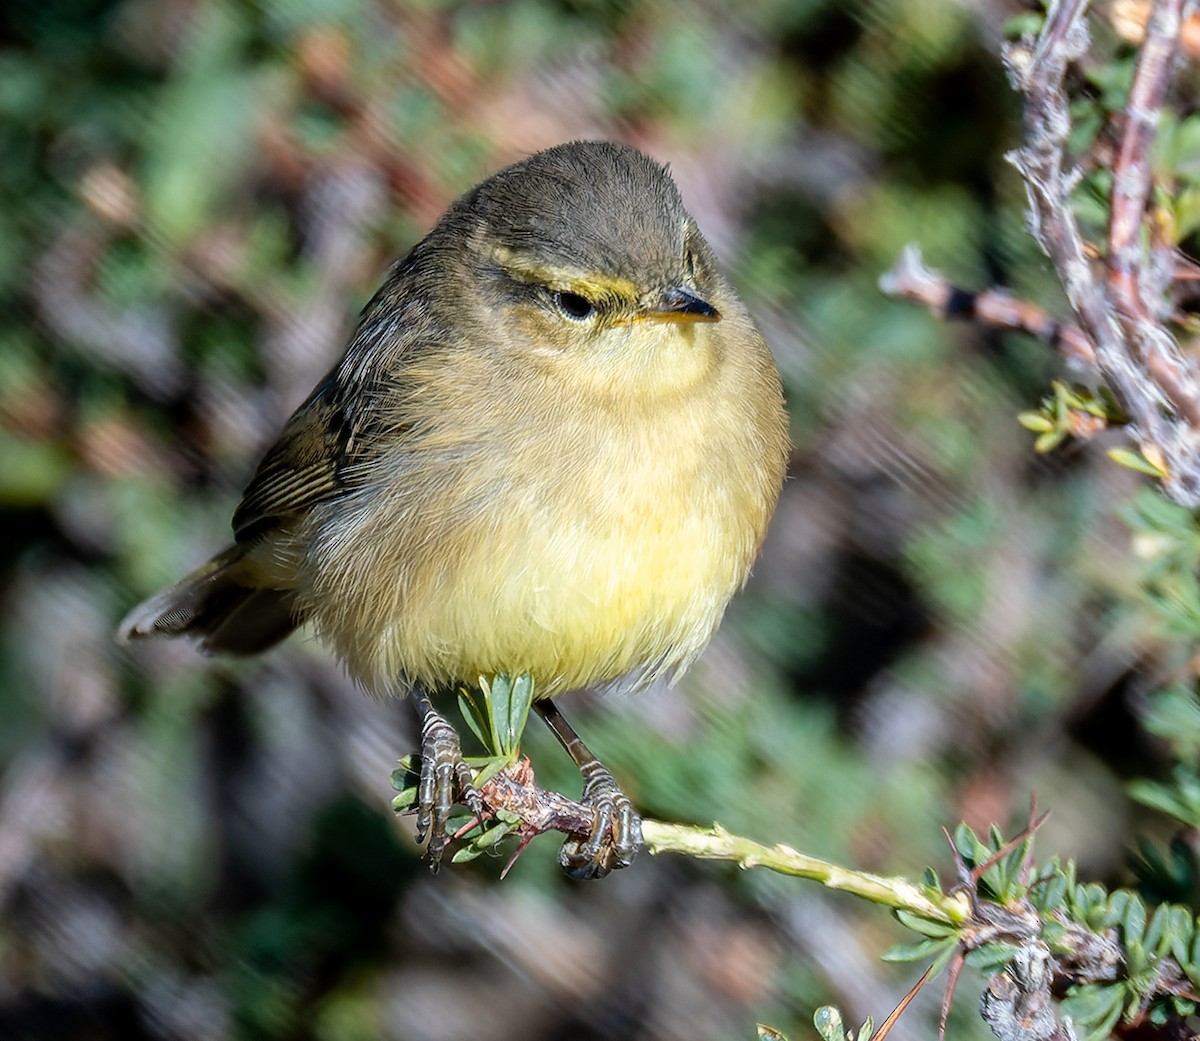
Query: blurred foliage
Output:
[[5, 1, 1200, 1040]]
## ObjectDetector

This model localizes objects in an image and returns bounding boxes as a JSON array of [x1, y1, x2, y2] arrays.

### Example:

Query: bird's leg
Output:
[[534, 699, 642, 879], [414, 687, 483, 871]]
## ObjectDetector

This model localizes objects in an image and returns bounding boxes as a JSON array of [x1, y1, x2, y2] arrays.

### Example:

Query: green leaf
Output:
[[1122, 893, 1147, 947], [484, 674, 510, 752], [813, 1006, 846, 1041], [450, 844, 485, 863], [1076, 883, 1113, 928], [1188, 921, 1200, 983], [457, 688, 490, 750], [391, 755, 419, 787], [1107, 446, 1167, 477], [1129, 778, 1197, 826], [1125, 939, 1148, 979], [1034, 429, 1067, 453], [467, 754, 510, 790], [963, 942, 1018, 972], [882, 936, 956, 963], [1059, 983, 1126, 1041], [473, 822, 516, 849], [894, 908, 957, 938], [1143, 903, 1172, 957], [494, 672, 534, 755], [1032, 870, 1068, 912], [390, 788, 417, 812], [1168, 906, 1195, 966], [1017, 410, 1055, 433], [1171, 995, 1196, 1018], [1042, 920, 1071, 951], [1139, 686, 1200, 760], [390, 758, 420, 811], [953, 822, 985, 866]]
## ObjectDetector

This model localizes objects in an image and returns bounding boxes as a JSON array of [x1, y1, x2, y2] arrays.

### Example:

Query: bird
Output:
[[117, 140, 790, 878]]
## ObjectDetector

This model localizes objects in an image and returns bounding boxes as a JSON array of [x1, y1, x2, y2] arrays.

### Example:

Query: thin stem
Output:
[[640, 819, 970, 926]]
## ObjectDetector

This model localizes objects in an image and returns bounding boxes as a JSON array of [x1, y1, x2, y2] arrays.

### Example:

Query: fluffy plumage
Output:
[[118, 140, 790, 699]]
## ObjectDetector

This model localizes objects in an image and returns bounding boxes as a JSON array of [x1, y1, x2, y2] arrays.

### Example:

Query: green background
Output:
[[0, 1, 1173, 1039]]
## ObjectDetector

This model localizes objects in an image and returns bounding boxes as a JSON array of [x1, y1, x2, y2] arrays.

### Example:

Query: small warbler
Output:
[[118, 140, 790, 878]]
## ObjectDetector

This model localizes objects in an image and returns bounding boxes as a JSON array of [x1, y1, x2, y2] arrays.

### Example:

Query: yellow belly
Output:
[[299, 402, 773, 697], [384, 485, 738, 695], [295, 307, 786, 697]]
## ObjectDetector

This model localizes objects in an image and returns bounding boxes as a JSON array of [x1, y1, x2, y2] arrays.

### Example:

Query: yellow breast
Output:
[[297, 307, 787, 697]]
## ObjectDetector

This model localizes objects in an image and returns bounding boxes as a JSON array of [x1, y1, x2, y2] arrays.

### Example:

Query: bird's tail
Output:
[[116, 545, 301, 656]]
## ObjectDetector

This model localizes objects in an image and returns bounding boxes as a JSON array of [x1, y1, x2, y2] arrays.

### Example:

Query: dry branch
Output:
[[885, 0, 1200, 505]]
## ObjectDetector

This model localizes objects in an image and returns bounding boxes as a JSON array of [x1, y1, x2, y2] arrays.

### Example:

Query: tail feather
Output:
[[117, 546, 302, 657]]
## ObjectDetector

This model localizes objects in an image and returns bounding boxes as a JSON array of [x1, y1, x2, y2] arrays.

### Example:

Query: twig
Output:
[[462, 757, 970, 924], [641, 819, 970, 925], [1108, 0, 1183, 321], [874, 965, 936, 1041], [1006, 0, 1161, 437], [879, 244, 1097, 365], [1003, 0, 1200, 504], [1108, 0, 1200, 432]]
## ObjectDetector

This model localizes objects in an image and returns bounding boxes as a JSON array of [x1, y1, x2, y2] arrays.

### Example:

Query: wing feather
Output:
[[232, 378, 355, 540]]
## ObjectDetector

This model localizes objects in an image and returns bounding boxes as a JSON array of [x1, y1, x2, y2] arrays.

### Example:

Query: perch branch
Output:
[[457, 756, 969, 925]]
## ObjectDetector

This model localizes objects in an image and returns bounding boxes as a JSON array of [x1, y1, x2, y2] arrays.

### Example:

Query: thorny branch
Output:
[[1106, 0, 1200, 434], [884, 0, 1200, 505], [436, 762, 1197, 1041], [1015, 0, 1200, 495], [421, 756, 970, 920], [942, 810, 1121, 1041], [1108, 0, 1183, 322]]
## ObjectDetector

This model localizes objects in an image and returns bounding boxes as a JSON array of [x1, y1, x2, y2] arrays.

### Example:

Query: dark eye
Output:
[[553, 290, 595, 320]]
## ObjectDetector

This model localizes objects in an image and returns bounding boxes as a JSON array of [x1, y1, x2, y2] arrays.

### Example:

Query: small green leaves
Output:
[[1029, 863, 1069, 913], [813, 1006, 844, 1041], [457, 672, 535, 761], [390, 755, 420, 813], [1119, 491, 1200, 638], [894, 908, 958, 938], [449, 808, 524, 864], [1018, 380, 1123, 452], [1108, 446, 1169, 478], [1138, 684, 1200, 764], [1128, 769, 1200, 829], [392, 677, 539, 867], [814, 1006, 873, 1041], [881, 935, 956, 964], [949, 822, 1035, 904], [906, 819, 1200, 1041], [885, 909, 963, 968], [1059, 983, 1125, 1041], [963, 943, 1019, 972]]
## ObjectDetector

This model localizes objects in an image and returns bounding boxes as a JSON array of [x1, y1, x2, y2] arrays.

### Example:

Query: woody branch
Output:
[[884, 0, 1200, 506]]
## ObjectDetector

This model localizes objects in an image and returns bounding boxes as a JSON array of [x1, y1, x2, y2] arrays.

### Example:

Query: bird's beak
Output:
[[645, 286, 721, 324]]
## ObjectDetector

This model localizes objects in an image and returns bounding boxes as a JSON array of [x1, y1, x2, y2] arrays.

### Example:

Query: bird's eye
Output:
[[553, 291, 596, 321]]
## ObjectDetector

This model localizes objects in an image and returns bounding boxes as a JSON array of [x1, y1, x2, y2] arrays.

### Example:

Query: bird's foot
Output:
[[558, 760, 643, 880], [415, 693, 483, 871]]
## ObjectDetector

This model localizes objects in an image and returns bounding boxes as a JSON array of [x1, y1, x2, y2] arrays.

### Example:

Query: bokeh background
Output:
[[0, 1, 1182, 1039]]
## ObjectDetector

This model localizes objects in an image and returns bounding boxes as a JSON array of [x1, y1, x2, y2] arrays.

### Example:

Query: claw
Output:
[[559, 761, 642, 879], [534, 700, 642, 880], [415, 692, 479, 871]]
